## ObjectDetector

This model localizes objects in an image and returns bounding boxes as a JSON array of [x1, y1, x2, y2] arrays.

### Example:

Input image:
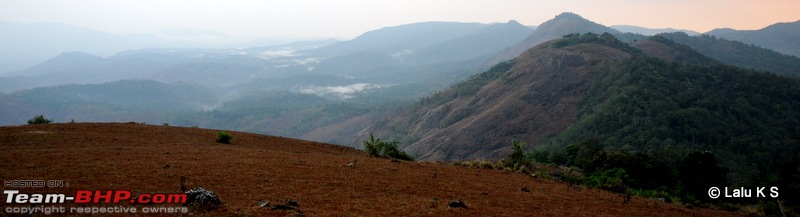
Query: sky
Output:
[[1, 0, 799, 40]]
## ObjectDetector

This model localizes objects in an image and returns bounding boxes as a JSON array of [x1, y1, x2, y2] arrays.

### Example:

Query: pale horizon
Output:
[[1, 0, 798, 40]]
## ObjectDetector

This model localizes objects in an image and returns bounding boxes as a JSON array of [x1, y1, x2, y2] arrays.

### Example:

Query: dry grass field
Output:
[[0, 123, 740, 216]]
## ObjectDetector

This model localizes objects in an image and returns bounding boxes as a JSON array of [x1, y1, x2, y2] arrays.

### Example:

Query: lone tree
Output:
[[27, 115, 52, 124], [363, 134, 414, 161]]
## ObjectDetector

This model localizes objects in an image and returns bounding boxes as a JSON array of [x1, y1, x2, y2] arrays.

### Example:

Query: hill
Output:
[[0, 123, 737, 216], [378, 33, 637, 161], [363, 33, 800, 214], [305, 22, 489, 57], [0, 22, 283, 74], [305, 21, 533, 85], [494, 12, 621, 62], [706, 20, 800, 57], [0, 80, 222, 125], [611, 25, 700, 36], [657, 32, 800, 77]]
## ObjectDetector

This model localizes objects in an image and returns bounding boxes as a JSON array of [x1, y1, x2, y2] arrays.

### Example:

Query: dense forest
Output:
[[658, 32, 800, 78], [529, 34, 800, 213]]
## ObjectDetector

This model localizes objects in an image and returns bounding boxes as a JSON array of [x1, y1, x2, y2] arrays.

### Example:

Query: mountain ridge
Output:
[[492, 12, 621, 64], [705, 20, 800, 57]]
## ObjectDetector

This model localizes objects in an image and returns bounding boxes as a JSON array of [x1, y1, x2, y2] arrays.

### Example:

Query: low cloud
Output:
[[296, 83, 392, 99]]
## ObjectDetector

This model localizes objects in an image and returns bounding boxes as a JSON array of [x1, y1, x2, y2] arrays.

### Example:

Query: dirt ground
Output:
[[0, 123, 740, 216]]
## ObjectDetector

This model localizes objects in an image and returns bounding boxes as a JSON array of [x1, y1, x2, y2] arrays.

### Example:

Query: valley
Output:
[[1, 10, 799, 216]]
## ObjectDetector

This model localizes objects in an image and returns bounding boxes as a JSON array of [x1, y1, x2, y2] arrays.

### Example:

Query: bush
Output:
[[363, 134, 414, 161], [27, 115, 52, 124], [586, 168, 630, 194], [505, 140, 532, 169], [215, 131, 233, 144]]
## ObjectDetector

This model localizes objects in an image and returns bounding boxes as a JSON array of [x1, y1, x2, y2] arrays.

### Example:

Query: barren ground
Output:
[[0, 123, 739, 216]]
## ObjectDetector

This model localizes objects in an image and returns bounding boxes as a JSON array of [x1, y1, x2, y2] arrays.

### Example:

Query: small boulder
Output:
[[184, 187, 222, 209], [447, 200, 467, 209]]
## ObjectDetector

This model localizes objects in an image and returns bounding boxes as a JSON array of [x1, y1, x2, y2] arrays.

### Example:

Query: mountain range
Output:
[[0, 22, 295, 73], [2, 11, 799, 215], [706, 20, 800, 57], [610, 25, 700, 36]]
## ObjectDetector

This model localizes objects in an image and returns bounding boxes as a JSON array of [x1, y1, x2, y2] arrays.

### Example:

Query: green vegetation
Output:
[[215, 131, 233, 144], [27, 115, 52, 124], [416, 59, 516, 107], [520, 34, 800, 214], [658, 32, 800, 78], [363, 134, 414, 161], [556, 32, 640, 54], [504, 140, 532, 170]]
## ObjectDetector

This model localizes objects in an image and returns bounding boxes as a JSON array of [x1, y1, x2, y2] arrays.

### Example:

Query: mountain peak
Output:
[[533, 12, 618, 37], [489, 12, 620, 64], [554, 12, 584, 20]]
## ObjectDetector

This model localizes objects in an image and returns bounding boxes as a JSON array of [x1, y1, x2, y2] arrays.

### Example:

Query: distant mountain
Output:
[[494, 12, 621, 62], [0, 22, 136, 73], [0, 37, 344, 93], [611, 25, 700, 36], [0, 22, 305, 73], [0, 20, 537, 140], [705, 20, 800, 57], [301, 21, 533, 87], [2, 20, 530, 95], [412, 20, 534, 63], [304, 22, 490, 57], [0, 80, 221, 125], [0, 49, 271, 92], [658, 32, 800, 77]]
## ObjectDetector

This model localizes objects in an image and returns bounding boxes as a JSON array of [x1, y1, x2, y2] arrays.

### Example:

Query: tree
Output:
[[27, 115, 52, 124], [507, 140, 530, 166], [363, 134, 414, 161], [363, 134, 382, 157]]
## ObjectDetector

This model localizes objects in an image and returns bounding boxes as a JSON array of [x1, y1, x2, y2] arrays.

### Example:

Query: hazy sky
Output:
[[1, 0, 798, 39]]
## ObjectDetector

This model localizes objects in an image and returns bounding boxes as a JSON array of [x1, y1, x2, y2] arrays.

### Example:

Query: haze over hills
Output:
[[657, 32, 800, 78], [4, 11, 799, 149], [305, 22, 490, 57], [2, 10, 800, 215], [705, 20, 800, 57], [301, 13, 800, 147], [610, 25, 700, 36], [0, 20, 534, 129], [0, 21, 295, 73]]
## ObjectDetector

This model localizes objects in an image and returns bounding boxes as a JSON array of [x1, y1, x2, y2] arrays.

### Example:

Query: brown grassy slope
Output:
[[0, 123, 737, 216], [387, 42, 632, 161]]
